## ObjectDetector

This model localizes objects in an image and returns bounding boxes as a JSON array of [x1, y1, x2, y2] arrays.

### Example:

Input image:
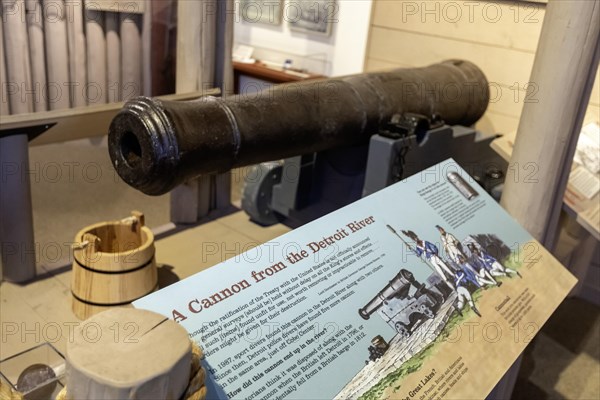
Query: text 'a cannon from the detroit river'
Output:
[[307, 216, 375, 254]]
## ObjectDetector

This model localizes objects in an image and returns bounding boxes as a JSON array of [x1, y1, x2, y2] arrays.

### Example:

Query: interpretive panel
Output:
[[135, 159, 576, 400]]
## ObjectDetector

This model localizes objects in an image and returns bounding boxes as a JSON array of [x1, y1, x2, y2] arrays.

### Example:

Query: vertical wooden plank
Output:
[[213, 0, 234, 208], [142, 0, 151, 96], [43, 0, 71, 109], [199, 0, 215, 89], [170, 0, 234, 221], [66, 0, 87, 107], [171, 0, 203, 223], [175, 0, 201, 93], [25, 0, 47, 111], [2, 0, 33, 114], [215, 0, 234, 95], [0, 12, 10, 115], [197, 0, 216, 214], [106, 11, 121, 102], [85, 6, 107, 104], [120, 11, 142, 100], [150, 0, 176, 95]]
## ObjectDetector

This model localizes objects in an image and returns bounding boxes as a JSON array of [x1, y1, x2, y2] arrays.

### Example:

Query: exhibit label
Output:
[[135, 159, 577, 399]]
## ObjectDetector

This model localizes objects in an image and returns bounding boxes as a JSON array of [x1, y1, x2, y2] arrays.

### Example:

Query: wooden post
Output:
[[25, 0, 47, 111], [501, 0, 600, 247], [2, 0, 34, 114], [0, 134, 36, 282], [495, 1, 600, 399], [171, 0, 233, 223], [43, 0, 71, 110], [171, 0, 207, 223], [106, 11, 121, 102], [66, 0, 88, 107]]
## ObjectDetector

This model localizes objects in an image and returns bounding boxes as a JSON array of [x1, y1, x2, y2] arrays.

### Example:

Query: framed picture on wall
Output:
[[287, 0, 337, 36], [240, 0, 283, 25]]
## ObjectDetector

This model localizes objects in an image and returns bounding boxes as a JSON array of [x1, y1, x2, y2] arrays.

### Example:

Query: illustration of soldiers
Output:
[[454, 271, 481, 317], [401, 230, 456, 286], [455, 257, 481, 289], [436, 225, 466, 265], [458, 254, 499, 288], [468, 243, 522, 278]]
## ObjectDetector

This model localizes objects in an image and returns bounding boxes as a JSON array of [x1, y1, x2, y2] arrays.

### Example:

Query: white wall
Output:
[[364, 1, 599, 136], [234, 0, 373, 77]]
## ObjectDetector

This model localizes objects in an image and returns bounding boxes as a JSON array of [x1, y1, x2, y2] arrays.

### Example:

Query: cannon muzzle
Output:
[[108, 60, 489, 195]]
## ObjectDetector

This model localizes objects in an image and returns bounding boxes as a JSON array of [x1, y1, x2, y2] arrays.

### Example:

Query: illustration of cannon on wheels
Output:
[[358, 269, 448, 338]]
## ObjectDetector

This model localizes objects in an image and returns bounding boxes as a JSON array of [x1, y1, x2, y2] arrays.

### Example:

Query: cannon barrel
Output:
[[108, 60, 489, 195], [358, 270, 417, 320]]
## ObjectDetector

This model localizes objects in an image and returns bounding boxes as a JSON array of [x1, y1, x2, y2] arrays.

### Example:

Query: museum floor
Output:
[[0, 140, 598, 399]]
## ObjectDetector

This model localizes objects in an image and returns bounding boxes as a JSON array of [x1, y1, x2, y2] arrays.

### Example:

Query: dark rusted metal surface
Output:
[[108, 60, 489, 195]]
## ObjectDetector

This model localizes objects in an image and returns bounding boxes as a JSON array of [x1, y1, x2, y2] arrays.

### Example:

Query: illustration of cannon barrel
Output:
[[359, 269, 420, 320], [108, 60, 489, 195]]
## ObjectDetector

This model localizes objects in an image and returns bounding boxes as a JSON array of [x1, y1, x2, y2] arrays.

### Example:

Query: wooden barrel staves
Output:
[[71, 211, 157, 320]]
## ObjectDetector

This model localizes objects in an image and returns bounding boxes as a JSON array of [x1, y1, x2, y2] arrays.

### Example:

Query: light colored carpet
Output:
[[514, 297, 600, 400]]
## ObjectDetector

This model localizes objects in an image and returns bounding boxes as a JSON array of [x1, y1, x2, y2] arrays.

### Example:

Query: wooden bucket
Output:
[[71, 211, 157, 320]]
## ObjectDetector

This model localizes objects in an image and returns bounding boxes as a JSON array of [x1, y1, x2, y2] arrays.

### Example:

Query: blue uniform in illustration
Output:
[[401, 230, 456, 286], [468, 244, 521, 278], [457, 261, 481, 288], [454, 271, 481, 317]]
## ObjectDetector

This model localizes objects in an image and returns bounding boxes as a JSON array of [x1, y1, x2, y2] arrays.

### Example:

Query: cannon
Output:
[[359, 269, 445, 337], [359, 269, 422, 320], [108, 60, 490, 196]]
